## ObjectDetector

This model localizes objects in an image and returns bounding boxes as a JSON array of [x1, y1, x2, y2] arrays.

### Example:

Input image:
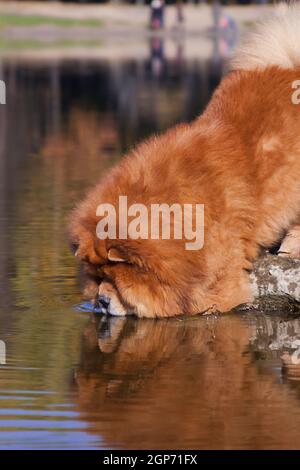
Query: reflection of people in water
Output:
[[150, 0, 165, 30], [212, 0, 238, 60], [150, 36, 165, 77], [210, 1, 238, 86], [176, 0, 184, 25], [218, 14, 238, 55], [73, 314, 300, 449]]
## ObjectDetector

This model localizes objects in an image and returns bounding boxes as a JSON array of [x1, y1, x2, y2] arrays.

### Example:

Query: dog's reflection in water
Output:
[[74, 313, 300, 449]]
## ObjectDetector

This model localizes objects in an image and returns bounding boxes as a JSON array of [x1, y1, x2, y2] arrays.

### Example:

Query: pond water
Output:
[[1, 43, 300, 450]]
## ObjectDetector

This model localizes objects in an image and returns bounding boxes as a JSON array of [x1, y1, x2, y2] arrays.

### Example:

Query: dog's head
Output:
[[69, 212, 207, 318], [68, 173, 209, 318]]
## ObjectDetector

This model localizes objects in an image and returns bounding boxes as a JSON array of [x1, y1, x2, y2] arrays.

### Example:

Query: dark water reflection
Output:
[[1, 51, 300, 449]]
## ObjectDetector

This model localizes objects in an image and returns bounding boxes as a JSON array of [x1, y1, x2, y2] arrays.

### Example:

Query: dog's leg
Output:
[[278, 225, 300, 259]]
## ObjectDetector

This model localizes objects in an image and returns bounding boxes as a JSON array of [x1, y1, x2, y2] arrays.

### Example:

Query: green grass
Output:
[[0, 37, 104, 51], [0, 14, 103, 29]]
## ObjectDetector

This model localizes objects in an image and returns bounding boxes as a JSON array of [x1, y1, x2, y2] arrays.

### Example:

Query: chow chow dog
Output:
[[69, 5, 300, 318]]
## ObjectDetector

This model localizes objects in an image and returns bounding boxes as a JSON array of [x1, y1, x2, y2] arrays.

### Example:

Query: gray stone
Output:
[[239, 253, 300, 313]]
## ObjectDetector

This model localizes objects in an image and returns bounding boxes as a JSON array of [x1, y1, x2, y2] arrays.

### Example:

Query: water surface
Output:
[[1, 44, 300, 450]]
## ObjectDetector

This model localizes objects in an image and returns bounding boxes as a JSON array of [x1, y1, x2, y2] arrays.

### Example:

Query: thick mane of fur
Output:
[[231, 3, 300, 71]]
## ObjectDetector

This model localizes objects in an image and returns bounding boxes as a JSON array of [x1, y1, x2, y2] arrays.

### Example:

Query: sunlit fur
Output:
[[231, 3, 300, 71], [69, 5, 300, 318]]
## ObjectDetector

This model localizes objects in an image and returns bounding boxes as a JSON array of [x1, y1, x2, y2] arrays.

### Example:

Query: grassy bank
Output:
[[0, 14, 103, 29]]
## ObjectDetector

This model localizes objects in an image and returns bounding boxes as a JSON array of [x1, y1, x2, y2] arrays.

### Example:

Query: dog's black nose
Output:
[[98, 295, 110, 310]]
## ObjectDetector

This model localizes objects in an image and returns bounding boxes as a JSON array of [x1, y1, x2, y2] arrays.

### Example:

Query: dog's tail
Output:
[[231, 3, 300, 71]]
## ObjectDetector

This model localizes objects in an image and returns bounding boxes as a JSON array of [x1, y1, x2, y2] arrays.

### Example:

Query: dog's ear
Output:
[[107, 247, 127, 263]]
